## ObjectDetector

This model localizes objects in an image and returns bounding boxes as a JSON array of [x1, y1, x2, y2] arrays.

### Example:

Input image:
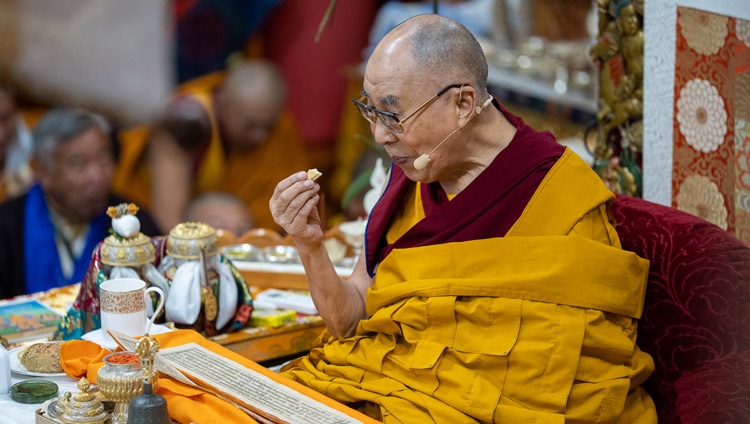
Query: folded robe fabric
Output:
[[59, 329, 378, 424], [283, 146, 657, 422]]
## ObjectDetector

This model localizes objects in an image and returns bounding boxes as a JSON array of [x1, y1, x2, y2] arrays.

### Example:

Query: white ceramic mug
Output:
[[99, 278, 165, 344]]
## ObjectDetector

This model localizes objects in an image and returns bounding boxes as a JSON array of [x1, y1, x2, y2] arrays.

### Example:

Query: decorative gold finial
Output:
[[73, 377, 95, 403], [57, 377, 109, 423], [135, 336, 159, 385]]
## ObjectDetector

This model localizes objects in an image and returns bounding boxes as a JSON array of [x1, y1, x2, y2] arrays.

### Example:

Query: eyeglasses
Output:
[[352, 83, 466, 133]]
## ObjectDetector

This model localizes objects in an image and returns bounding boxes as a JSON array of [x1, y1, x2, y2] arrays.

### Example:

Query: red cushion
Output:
[[610, 195, 750, 423]]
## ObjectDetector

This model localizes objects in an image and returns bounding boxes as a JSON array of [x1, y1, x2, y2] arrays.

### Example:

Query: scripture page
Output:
[[159, 342, 361, 424], [108, 330, 273, 423]]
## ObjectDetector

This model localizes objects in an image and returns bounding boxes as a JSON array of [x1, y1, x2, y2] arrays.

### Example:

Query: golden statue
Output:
[[589, 1, 644, 196]]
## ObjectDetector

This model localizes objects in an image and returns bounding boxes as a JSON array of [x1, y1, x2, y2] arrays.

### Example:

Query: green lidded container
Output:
[[10, 380, 59, 404]]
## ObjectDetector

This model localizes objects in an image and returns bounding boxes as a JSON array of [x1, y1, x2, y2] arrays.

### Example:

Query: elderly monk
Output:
[[113, 59, 309, 233], [269, 14, 656, 423], [0, 108, 159, 299]]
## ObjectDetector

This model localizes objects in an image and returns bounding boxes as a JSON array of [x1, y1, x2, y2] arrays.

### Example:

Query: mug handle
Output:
[[144, 286, 166, 335]]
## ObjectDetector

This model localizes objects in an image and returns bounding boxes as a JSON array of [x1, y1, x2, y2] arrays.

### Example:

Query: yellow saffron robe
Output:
[[113, 71, 309, 230], [282, 149, 656, 423]]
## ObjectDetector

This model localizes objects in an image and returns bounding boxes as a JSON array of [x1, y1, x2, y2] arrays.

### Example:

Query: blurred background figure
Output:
[[113, 59, 310, 233], [364, 0, 497, 59], [0, 84, 35, 201], [0, 108, 159, 299], [172, 0, 282, 83], [183, 191, 255, 236], [0, 1, 172, 127]]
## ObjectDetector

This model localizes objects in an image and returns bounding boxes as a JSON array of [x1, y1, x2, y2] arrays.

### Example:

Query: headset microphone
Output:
[[412, 95, 493, 171], [413, 153, 431, 171]]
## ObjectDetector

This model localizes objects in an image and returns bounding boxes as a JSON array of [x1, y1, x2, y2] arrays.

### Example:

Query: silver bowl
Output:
[[262, 245, 300, 264], [220, 243, 262, 262]]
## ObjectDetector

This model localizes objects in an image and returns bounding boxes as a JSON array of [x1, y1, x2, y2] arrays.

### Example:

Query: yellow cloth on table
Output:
[[60, 329, 378, 424], [282, 150, 657, 423]]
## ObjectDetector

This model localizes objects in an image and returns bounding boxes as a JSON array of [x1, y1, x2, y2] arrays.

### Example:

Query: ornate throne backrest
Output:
[[610, 194, 750, 423]]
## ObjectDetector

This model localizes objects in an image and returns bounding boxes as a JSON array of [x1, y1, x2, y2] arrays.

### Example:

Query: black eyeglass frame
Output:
[[352, 83, 467, 133]]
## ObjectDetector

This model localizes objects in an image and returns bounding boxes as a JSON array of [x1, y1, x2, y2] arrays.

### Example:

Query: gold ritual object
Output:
[[166, 222, 218, 259], [96, 351, 159, 424], [57, 377, 109, 424], [100, 232, 156, 267]]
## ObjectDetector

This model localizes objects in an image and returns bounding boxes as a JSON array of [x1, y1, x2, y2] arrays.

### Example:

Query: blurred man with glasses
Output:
[[270, 14, 655, 423]]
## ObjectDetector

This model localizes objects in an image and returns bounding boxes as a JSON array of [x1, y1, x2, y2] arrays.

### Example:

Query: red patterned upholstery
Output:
[[611, 195, 750, 423]]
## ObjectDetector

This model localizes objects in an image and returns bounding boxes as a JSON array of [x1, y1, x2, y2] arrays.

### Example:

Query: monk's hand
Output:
[[270, 171, 324, 246]]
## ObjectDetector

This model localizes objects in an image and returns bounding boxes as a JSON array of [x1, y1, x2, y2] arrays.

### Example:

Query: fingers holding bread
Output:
[[306, 168, 322, 181], [271, 171, 320, 226]]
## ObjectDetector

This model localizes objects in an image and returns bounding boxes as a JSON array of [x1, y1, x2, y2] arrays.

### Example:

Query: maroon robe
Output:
[[365, 103, 565, 276]]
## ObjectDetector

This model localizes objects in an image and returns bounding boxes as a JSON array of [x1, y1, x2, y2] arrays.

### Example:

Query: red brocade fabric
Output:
[[610, 195, 750, 423]]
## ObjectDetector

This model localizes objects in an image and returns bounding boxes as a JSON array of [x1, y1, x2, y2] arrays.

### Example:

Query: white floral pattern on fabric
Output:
[[676, 78, 727, 153], [679, 8, 728, 55], [736, 192, 750, 213], [676, 175, 728, 229], [737, 18, 750, 48], [737, 120, 750, 190]]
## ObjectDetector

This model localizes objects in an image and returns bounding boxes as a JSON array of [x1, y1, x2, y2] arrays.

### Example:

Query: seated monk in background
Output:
[[113, 59, 310, 233], [269, 14, 656, 423]]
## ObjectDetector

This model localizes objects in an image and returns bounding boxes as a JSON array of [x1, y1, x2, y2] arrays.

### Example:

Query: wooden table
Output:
[[215, 261, 340, 363], [210, 315, 326, 364], [234, 260, 353, 291]]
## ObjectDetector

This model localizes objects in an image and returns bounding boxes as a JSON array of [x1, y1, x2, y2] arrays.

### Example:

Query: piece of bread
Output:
[[307, 168, 323, 181], [18, 342, 63, 373]]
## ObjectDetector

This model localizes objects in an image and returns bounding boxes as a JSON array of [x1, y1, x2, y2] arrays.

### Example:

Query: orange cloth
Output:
[[60, 340, 111, 383], [59, 329, 379, 424], [113, 71, 310, 230]]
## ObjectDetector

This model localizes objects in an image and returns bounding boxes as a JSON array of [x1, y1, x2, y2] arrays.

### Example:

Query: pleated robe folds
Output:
[[283, 147, 657, 423]]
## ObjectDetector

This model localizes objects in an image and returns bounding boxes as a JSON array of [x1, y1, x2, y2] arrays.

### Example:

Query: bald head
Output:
[[184, 191, 254, 235], [371, 14, 489, 94], [217, 60, 288, 150], [220, 60, 287, 109]]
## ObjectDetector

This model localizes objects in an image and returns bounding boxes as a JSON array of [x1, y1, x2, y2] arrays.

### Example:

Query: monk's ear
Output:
[[455, 86, 476, 122]]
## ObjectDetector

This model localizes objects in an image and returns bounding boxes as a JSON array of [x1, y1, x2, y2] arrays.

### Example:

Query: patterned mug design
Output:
[[100, 288, 145, 314], [99, 278, 165, 330], [99, 278, 165, 342]]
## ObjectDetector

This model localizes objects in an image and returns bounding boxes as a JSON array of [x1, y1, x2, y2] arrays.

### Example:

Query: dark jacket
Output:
[[0, 193, 159, 299]]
